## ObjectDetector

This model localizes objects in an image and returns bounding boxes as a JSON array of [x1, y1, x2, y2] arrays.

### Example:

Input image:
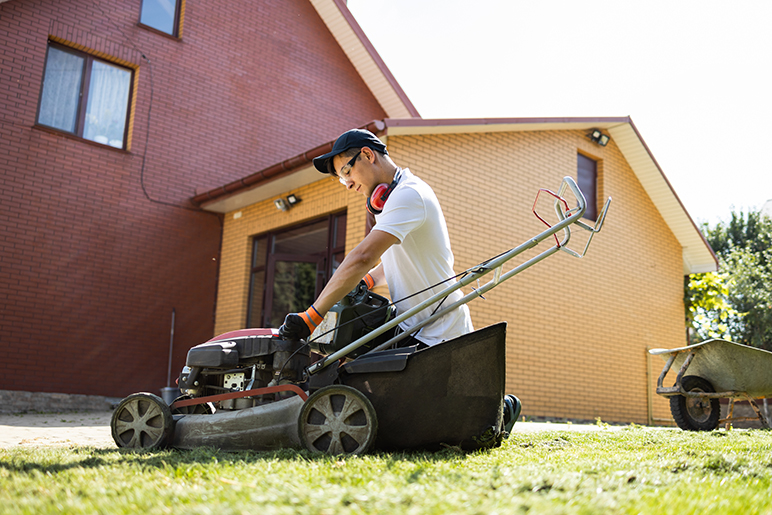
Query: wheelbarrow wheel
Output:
[[298, 385, 377, 455], [111, 392, 174, 449], [670, 375, 720, 431]]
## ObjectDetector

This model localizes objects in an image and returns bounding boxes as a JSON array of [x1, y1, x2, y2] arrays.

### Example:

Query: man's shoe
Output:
[[503, 394, 522, 434]]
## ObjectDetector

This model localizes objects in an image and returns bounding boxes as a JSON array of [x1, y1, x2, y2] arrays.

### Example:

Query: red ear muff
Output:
[[367, 182, 391, 215], [366, 169, 402, 215]]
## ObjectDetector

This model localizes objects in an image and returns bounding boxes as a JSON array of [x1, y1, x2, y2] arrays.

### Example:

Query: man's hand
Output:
[[278, 314, 311, 340], [278, 306, 323, 340]]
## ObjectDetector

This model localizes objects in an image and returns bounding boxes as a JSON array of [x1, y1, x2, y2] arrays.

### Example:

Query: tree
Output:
[[685, 211, 772, 350], [705, 210, 772, 263], [684, 270, 738, 342]]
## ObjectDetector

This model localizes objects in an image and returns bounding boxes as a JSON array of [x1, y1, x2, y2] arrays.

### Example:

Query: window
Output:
[[140, 0, 182, 37], [577, 153, 598, 220], [37, 43, 133, 150]]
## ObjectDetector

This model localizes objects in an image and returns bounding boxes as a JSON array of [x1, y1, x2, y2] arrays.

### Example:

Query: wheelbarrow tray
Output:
[[340, 322, 506, 451], [650, 339, 772, 399]]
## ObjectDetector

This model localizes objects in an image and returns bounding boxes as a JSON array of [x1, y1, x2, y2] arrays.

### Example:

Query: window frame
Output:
[[35, 42, 134, 151], [577, 152, 599, 221], [138, 0, 183, 38]]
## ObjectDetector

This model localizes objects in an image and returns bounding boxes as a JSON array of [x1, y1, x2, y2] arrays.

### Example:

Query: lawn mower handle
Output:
[[306, 176, 611, 376]]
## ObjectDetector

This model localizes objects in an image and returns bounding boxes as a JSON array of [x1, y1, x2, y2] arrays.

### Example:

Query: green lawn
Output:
[[2, 427, 772, 514]]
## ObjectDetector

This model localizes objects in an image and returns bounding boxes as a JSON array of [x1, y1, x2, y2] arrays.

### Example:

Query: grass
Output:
[[2, 427, 772, 514]]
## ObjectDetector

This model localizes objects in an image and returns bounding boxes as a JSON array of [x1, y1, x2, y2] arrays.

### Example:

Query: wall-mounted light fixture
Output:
[[588, 129, 610, 146], [274, 194, 301, 211], [286, 194, 301, 207], [274, 198, 288, 211]]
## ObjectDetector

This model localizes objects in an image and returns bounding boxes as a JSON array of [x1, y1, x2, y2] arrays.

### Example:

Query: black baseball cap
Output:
[[313, 129, 388, 175]]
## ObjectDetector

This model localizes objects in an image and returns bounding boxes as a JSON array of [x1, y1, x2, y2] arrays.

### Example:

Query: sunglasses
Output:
[[337, 150, 361, 185]]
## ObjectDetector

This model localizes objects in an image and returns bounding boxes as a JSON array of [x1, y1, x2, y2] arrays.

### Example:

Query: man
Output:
[[278, 128, 473, 348], [279, 128, 521, 434]]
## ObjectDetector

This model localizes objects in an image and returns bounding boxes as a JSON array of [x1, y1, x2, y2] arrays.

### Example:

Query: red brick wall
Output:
[[0, 0, 387, 397]]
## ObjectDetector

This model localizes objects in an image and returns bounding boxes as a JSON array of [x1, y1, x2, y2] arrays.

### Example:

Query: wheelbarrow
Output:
[[111, 176, 611, 454], [650, 340, 772, 430]]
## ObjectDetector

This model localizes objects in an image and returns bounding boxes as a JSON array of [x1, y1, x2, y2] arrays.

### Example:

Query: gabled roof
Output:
[[193, 116, 718, 275], [310, 0, 419, 119], [762, 200, 772, 218]]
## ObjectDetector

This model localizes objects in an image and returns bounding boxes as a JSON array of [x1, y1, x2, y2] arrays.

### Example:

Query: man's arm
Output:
[[313, 229, 398, 315], [277, 229, 398, 340]]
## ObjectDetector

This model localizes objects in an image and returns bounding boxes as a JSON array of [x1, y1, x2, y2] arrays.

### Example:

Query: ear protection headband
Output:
[[366, 168, 402, 215]]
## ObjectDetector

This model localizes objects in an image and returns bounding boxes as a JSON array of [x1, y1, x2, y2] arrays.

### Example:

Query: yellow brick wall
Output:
[[385, 130, 682, 425], [215, 129, 684, 425]]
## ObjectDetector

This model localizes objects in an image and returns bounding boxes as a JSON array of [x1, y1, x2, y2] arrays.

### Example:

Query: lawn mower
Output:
[[111, 176, 611, 454]]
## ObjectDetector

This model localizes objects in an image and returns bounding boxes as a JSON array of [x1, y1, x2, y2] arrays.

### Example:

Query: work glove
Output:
[[279, 306, 323, 340], [361, 272, 375, 290]]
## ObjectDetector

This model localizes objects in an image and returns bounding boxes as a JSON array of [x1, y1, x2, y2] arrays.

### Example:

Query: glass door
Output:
[[247, 212, 347, 328], [265, 254, 325, 328]]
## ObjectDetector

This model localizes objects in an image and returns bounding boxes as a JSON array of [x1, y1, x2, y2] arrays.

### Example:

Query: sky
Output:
[[346, 0, 772, 227]]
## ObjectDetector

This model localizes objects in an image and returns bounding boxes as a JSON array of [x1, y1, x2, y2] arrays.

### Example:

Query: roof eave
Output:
[[607, 120, 718, 274], [309, 0, 419, 119], [191, 120, 386, 211], [384, 116, 632, 135]]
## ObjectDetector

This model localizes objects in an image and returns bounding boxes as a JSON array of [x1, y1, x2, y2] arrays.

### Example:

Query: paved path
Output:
[[1, 411, 655, 449], [0, 411, 115, 448]]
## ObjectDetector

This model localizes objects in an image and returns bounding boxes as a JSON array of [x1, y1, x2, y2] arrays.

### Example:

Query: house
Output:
[[0, 0, 416, 398], [1, 0, 716, 425], [194, 117, 717, 425], [762, 200, 772, 219]]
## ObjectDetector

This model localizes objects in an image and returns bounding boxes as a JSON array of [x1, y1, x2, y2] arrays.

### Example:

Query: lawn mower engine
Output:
[[176, 284, 395, 411], [177, 330, 309, 410]]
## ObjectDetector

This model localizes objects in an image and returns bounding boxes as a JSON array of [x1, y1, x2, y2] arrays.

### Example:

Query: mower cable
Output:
[[275, 247, 519, 383]]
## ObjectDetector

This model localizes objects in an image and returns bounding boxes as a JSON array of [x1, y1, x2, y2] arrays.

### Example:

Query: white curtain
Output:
[[38, 47, 84, 133], [83, 61, 131, 148]]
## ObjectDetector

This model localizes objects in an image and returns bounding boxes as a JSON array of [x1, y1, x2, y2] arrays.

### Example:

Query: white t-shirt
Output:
[[372, 168, 474, 345]]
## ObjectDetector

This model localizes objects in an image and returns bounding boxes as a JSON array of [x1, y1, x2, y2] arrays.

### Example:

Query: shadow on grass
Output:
[[0, 442, 489, 475]]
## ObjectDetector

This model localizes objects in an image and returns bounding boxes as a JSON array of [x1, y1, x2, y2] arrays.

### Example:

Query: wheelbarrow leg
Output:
[[745, 395, 770, 429], [725, 398, 736, 430], [721, 394, 770, 430]]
